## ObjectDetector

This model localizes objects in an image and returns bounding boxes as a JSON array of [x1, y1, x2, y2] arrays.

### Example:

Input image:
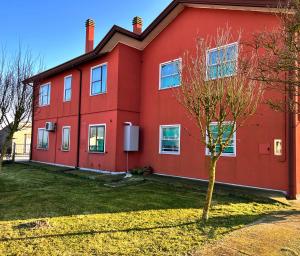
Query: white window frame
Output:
[[88, 123, 106, 154], [39, 83, 51, 107], [90, 63, 108, 96], [159, 58, 182, 90], [37, 128, 49, 150], [61, 126, 71, 151], [159, 124, 181, 155], [63, 75, 72, 102], [206, 42, 239, 80], [205, 121, 237, 157]]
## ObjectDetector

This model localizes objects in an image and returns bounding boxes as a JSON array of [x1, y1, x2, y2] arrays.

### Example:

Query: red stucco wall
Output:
[[139, 7, 288, 192], [32, 45, 122, 168], [32, 43, 142, 171], [32, 6, 293, 194]]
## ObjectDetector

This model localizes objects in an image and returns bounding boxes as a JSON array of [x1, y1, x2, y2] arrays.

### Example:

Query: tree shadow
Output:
[[199, 210, 300, 239], [3, 211, 297, 243]]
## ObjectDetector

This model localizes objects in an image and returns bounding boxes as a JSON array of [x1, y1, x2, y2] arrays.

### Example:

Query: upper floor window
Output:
[[159, 59, 181, 90], [207, 43, 238, 80], [62, 126, 70, 151], [39, 83, 51, 106], [64, 75, 72, 102], [89, 124, 106, 153], [205, 122, 236, 157], [90, 64, 107, 96], [159, 125, 181, 155], [37, 128, 49, 150]]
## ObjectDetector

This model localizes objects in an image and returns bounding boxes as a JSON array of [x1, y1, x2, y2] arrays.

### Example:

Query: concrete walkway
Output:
[[196, 202, 300, 256]]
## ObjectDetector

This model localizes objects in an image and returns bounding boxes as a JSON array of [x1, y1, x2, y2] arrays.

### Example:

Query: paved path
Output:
[[196, 202, 300, 256]]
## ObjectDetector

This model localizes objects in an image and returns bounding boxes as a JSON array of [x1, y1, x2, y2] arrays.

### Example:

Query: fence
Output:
[[14, 143, 31, 155], [2, 143, 31, 161]]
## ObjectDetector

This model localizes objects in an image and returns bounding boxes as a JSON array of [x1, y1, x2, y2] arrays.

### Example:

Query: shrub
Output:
[[129, 166, 153, 176]]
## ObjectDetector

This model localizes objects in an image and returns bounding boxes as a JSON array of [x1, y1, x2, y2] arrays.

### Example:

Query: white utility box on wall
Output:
[[274, 139, 282, 156], [124, 125, 139, 152]]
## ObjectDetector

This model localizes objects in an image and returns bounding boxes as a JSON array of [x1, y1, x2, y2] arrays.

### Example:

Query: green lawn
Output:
[[0, 163, 286, 255]]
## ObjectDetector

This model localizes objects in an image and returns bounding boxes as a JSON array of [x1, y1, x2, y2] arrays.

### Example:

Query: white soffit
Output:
[[99, 3, 288, 54], [185, 3, 283, 13], [99, 4, 185, 53]]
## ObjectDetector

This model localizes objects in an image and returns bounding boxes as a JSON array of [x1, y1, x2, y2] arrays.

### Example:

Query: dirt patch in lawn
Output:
[[15, 220, 51, 230]]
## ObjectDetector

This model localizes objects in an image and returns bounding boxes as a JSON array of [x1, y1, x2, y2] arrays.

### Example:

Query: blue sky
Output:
[[0, 0, 172, 69]]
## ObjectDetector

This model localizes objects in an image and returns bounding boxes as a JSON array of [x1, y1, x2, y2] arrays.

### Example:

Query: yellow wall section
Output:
[[12, 124, 31, 154]]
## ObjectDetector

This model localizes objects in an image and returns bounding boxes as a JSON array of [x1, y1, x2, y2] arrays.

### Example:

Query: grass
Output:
[[0, 163, 287, 255]]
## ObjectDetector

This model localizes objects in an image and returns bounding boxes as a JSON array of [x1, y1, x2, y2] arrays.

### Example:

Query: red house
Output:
[[28, 0, 300, 199]]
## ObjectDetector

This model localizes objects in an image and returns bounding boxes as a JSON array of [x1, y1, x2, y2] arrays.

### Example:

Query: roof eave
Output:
[[26, 0, 286, 83]]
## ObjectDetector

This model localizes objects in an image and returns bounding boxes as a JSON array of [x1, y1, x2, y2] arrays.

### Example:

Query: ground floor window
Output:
[[205, 122, 236, 157], [37, 128, 49, 149], [62, 127, 70, 151], [159, 125, 180, 154], [89, 124, 106, 153]]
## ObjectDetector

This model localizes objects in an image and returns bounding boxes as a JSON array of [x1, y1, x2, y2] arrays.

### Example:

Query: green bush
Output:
[[129, 166, 153, 176]]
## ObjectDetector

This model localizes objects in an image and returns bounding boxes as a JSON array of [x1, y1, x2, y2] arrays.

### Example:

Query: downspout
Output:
[[288, 30, 298, 199], [288, 72, 299, 199], [30, 83, 35, 161], [288, 95, 297, 199], [75, 68, 83, 169]]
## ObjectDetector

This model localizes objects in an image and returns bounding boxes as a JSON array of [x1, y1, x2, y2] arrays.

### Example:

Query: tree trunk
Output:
[[202, 157, 217, 223], [0, 133, 13, 172], [0, 142, 8, 172], [12, 142, 16, 162]]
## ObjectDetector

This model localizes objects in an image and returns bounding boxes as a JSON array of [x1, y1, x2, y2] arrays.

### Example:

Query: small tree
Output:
[[0, 47, 41, 170], [178, 28, 263, 223]]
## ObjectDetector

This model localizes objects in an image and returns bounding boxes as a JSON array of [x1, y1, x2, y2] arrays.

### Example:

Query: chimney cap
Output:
[[85, 18, 95, 27], [132, 16, 143, 26]]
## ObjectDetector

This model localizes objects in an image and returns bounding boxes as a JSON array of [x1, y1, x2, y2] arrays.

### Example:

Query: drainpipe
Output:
[[288, 31, 299, 200], [30, 83, 35, 161], [287, 59, 298, 199], [288, 102, 297, 199], [124, 122, 134, 178], [75, 68, 83, 169]]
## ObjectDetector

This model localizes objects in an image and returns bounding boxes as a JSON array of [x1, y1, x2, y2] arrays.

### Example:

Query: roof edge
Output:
[[26, 0, 286, 83]]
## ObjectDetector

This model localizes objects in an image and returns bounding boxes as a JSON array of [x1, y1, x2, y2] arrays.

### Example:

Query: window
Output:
[[205, 122, 236, 157], [62, 127, 70, 151], [39, 83, 51, 106], [37, 128, 49, 149], [89, 125, 106, 153], [90, 64, 107, 95], [159, 125, 181, 154], [64, 76, 72, 102], [207, 43, 238, 80], [160, 59, 181, 89]]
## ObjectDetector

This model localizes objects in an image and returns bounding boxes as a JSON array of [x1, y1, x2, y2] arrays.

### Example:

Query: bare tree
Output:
[[0, 46, 41, 170], [178, 28, 263, 223], [0, 51, 13, 125], [247, 0, 299, 112]]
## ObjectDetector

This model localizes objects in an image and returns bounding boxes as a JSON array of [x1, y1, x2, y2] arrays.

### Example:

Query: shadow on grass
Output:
[[200, 210, 300, 239], [2, 221, 198, 242], [0, 163, 285, 222], [253, 210, 300, 224], [3, 210, 292, 243]]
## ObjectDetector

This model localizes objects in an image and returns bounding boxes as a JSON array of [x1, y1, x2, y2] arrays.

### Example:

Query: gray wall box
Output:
[[124, 125, 139, 152]]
